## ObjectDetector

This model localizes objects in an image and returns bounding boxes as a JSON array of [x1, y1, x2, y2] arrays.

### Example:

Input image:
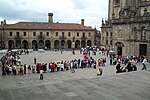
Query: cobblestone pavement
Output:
[[0, 50, 150, 100]]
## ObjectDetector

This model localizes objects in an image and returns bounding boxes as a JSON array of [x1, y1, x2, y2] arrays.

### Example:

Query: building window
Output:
[[33, 32, 36, 36], [77, 32, 79, 36], [56, 32, 58, 36], [88, 33, 91, 37], [68, 32, 71, 37], [16, 32, 19, 38], [106, 40, 108, 45], [62, 32, 65, 38], [141, 29, 146, 40], [110, 32, 113, 37], [106, 32, 108, 36], [10, 32, 12, 36], [83, 32, 85, 37], [46, 32, 49, 36], [115, 0, 120, 5], [40, 32, 43, 36], [24, 32, 26, 36], [110, 40, 112, 45], [141, 26, 146, 40]]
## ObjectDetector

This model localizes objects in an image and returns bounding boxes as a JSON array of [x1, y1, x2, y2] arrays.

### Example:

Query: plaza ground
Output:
[[0, 50, 150, 100]]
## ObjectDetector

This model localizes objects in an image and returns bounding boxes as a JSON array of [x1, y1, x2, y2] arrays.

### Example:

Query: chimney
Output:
[[3, 20, 6, 25], [81, 19, 84, 25], [48, 13, 53, 23], [1, 21, 3, 26]]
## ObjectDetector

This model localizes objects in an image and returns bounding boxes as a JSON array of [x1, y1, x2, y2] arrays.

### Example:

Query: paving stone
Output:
[[0, 51, 150, 100], [64, 92, 78, 97]]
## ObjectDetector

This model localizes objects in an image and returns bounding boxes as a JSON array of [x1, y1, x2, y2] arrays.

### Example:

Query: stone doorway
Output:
[[117, 47, 122, 56], [139, 44, 147, 56]]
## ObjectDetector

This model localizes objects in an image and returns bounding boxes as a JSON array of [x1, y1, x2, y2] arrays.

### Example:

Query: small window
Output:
[[110, 32, 113, 37], [24, 32, 26, 36], [46, 32, 49, 36], [40, 32, 43, 36], [88, 33, 91, 37], [106, 32, 108, 36], [68, 32, 71, 37], [110, 40, 113, 45], [56, 32, 58, 36], [77, 32, 79, 36], [33, 32, 36, 36], [62, 32, 65, 38], [10, 32, 12, 36], [115, 0, 120, 5], [83, 32, 85, 37], [16, 32, 19, 37]]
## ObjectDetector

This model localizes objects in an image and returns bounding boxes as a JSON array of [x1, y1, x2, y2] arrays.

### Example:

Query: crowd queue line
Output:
[[1, 49, 107, 76], [1, 47, 147, 77]]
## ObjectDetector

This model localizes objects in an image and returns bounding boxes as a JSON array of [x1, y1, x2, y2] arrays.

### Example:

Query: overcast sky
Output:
[[0, 0, 108, 29]]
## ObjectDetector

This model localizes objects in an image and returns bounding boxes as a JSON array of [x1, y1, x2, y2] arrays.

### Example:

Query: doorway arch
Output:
[[16, 40, 21, 49], [54, 40, 59, 49], [87, 40, 92, 47], [8, 40, 14, 50], [45, 40, 51, 49], [115, 42, 124, 56], [61, 40, 65, 49], [75, 40, 80, 49], [67, 40, 72, 49], [32, 40, 38, 49], [81, 40, 86, 48], [22, 40, 28, 49], [39, 40, 44, 49]]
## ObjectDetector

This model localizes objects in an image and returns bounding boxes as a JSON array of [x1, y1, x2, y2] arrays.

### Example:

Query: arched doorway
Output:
[[22, 40, 28, 49], [32, 40, 38, 49], [39, 40, 44, 49], [81, 40, 86, 48], [67, 40, 72, 49], [45, 40, 51, 49], [139, 44, 147, 56], [16, 40, 21, 49], [8, 40, 14, 50], [115, 42, 124, 56], [61, 40, 65, 49], [87, 40, 92, 47], [54, 40, 59, 49], [75, 40, 80, 49], [117, 47, 122, 56]]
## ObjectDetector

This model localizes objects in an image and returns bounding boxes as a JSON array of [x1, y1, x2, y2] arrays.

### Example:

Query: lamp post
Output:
[[72, 42, 75, 54]]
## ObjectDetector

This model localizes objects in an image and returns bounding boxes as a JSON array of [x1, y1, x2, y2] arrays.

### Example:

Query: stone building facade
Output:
[[0, 13, 95, 50], [101, 0, 150, 60]]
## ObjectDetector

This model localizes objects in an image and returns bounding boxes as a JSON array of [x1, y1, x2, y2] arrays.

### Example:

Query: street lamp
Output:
[[72, 37, 75, 54], [72, 42, 75, 54]]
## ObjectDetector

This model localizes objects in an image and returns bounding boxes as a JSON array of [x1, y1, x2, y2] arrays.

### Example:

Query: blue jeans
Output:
[[142, 63, 146, 70]]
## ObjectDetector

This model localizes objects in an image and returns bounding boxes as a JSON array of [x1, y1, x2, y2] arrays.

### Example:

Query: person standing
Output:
[[142, 57, 147, 70], [34, 57, 36, 64], [40, 67, 44, 80], [28, 65, 31, 74], [71, 60, 75, 73], [24, 64, 26, 74]]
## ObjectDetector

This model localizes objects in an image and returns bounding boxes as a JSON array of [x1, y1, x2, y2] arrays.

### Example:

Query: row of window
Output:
[[106, 40, 113, 45], [9, 32, 91, 37], [106, 32, 113, 37]]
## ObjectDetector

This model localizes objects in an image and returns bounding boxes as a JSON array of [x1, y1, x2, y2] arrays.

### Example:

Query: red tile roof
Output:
[[1, 22, 94, 31]]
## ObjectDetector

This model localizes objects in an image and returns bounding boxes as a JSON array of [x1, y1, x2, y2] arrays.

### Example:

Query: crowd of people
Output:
[[114, 54, 148, 73], [0, 47, 148, 78], [0, 48, 103, 78]]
